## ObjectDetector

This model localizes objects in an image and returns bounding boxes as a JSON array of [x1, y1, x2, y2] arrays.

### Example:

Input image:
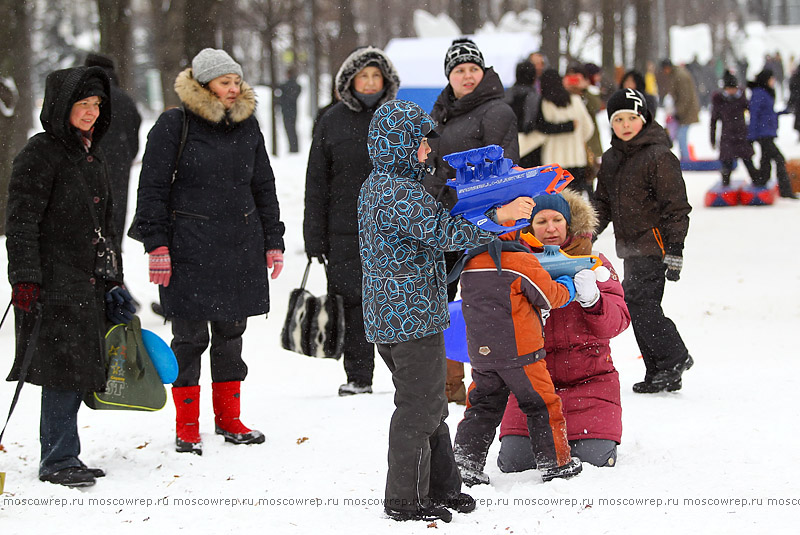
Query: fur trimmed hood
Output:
[[335, 47, 400, 112], [562, 188, 598, 238], [174, 68, 256, 124]]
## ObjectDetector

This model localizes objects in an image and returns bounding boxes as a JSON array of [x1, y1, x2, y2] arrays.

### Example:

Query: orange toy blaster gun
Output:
[[443, 144, 573, 234]]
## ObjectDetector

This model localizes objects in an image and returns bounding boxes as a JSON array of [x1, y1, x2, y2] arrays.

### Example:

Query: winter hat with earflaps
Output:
[[606, 88, 649, 124], [444, 38, 485, 78], [192, 48, 243, 84]]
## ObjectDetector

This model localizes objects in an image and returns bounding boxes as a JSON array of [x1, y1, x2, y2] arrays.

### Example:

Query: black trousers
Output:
[[377, 333, 462, 511], [720, 158, 759, 186], [622, 256, 689, 379], [755, 137, 793, 195], [342, 303, 375, 385], [171, 318, 248, 387]]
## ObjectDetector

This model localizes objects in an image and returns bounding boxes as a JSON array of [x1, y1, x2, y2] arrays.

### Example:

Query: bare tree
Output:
[[601, 0, 617, 82], [96, 0, 133, 90], [0, 0, 33, 235], [632, 0, 652, 72], [148, 0, 187, 109], [460, 0, 480, 34]]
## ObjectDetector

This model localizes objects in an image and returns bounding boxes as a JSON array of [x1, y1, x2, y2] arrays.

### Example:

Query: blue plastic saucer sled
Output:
[[141, 329, 179, 384], [443, 300, 470, 363]]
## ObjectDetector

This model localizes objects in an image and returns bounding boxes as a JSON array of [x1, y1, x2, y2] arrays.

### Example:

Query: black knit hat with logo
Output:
[[606, 88, 649, 124], [444, 38, 485, 78]]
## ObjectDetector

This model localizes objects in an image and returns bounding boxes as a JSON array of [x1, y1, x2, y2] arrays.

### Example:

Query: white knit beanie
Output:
[[191, 48, 243, 84]]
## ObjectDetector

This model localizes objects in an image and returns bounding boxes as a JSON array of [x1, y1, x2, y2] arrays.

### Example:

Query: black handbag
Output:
[[280, 259, 345, 359], [73, 172, 120, 280]]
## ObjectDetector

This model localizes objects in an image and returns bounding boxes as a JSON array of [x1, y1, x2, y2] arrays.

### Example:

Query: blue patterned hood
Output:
[[367, 99, 437, 181]]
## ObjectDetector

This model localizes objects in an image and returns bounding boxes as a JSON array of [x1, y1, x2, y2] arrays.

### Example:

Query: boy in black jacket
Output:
[[594, 88, 693, 393]]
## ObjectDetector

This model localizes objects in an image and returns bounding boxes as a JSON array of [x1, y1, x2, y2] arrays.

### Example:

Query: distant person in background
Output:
[[519, 69, 594, 199], [84, 53, 141, 257], [426, 37, 519, 404], [645, 61, 660, 107], [564, 63, 603, 184], [620, 70, 658, 117], [504, 60, 539, 135], [528, 51, 548, 94], [747, 69, 797, 198], [304, 46, 400, 396], [709, 71, 759, 187], [786, 65, 800, 141], [660, 59, 700, 160], [277, 68, 301, 153]]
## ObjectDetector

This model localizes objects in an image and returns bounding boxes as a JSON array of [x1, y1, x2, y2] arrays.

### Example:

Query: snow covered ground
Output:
[[2, 89, 800, 533]]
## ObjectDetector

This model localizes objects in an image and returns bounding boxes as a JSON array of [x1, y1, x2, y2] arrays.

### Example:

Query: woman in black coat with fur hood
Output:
[[133, 48, 286, 455], [6, 66, 131, 487], [303, 46, 400, 396]]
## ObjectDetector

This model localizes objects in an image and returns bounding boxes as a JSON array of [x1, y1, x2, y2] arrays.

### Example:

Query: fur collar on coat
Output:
[[174, 68, 256, 124], [557, 189, 599, 256]]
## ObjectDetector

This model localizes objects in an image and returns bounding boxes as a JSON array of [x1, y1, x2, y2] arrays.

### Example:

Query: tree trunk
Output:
[[96, 0, 133, 91], [460, 0, 480, 34], [602, 0, 616, 84], [540, 1, 562, 69], [330, 0, 358, 81], [0, 0, 32, 236], [633, 0, 652, 72], [149, 0, 187, 110], [184, 0, 223, 61]]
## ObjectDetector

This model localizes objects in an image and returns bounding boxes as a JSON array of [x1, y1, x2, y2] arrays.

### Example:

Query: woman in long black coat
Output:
[[6, 66, 126, 487], [303, 46, 400, 396], [709, 71, 758, 186], [133, 48, 285, 454]]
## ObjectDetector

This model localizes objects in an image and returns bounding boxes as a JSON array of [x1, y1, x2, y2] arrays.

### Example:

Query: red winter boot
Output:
[[211, 381, 265, 445], [173, 385, 202, 455]]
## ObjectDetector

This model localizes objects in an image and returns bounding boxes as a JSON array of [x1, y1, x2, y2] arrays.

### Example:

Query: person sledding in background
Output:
[[358, 99, 534, 523], [6, 66, 135, 487], [497, 190, 630, 471], [710, 70, 759, 187], [747, 68, 799, 199], [594, 88, 693, 394], [449, 208, 587, 486], [132, 48, 285, 455]]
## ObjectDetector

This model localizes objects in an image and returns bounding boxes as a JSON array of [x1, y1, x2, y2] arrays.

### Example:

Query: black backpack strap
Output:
[[171, 105, 189, 183]]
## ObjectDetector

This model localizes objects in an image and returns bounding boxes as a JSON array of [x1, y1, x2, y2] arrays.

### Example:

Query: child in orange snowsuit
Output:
[[451, 229, 588, 485]]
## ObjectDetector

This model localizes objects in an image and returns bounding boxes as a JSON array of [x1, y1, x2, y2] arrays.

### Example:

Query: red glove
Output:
[[266, 249, 283, 280], [149, 246, 172, 287], [12, 282, 41, 313]]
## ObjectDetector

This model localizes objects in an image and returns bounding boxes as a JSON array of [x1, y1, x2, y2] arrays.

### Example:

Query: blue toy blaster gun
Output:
[[519, 232, 602, 278], [533, 244, 602, 278], [443, 144, 573, 233]]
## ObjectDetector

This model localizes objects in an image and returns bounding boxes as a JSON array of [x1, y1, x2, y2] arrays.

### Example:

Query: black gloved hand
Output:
[[105, 286, 136, 324], [664, 254, 683, 282], [307, 253, 327, 264]]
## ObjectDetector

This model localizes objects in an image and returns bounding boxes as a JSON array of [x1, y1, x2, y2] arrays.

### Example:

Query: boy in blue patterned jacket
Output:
[[358, 99, 533, 523]]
